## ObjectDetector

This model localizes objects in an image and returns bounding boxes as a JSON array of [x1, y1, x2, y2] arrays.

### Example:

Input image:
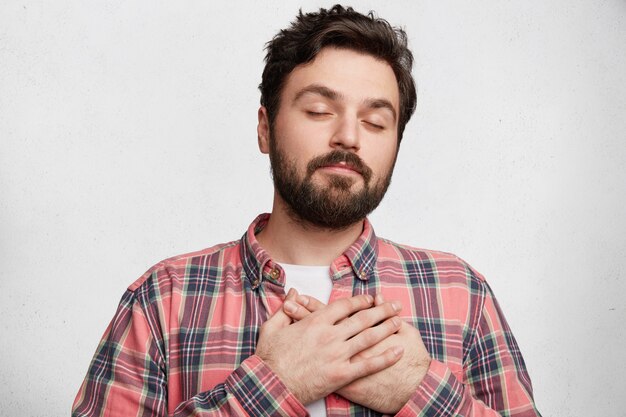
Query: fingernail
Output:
[[392, 301, 402, 312], [286, 288, 295, 298], [391, 317, 400, 327], [375, 293, 384, 304], [365, 294, 374, 303], [284, 300, 297, 314]]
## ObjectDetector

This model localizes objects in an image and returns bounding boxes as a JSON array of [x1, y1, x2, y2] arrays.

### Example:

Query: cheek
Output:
[[366, 144, 397, 172], [276, 122, 320, 153], [290, 133, 332, 164]]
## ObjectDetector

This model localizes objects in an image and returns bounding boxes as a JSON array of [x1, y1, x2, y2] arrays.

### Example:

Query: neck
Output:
[[256, 193, 364, 266]]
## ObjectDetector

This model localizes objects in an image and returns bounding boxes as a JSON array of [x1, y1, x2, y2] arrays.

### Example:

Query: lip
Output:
[[318, 162, 362, 176]]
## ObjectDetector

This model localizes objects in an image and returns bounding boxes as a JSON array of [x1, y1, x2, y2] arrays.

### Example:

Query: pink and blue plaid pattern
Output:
[[72, 214, 540, 416]]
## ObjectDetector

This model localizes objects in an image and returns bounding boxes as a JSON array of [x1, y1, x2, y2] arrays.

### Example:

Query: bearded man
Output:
[[73, 5, 541, 417]]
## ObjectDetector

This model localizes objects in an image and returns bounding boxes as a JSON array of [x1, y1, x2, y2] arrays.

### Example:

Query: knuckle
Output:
[[359, 293, 373, 306], [362, 328, 378, 345], [360, 357, 381, 374], [350, 294, 370, 310], [387, 316, 400, 331], [297, 309, 312, 320], [343, 315, 359, 330], [383, 301, 397, 316], [345, 297, 360, 311]]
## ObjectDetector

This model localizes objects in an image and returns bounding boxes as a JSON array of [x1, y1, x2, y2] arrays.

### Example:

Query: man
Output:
[[73, 5, 541, 417]]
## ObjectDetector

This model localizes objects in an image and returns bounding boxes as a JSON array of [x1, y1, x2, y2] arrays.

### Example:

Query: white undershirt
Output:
[[280, 263, 333, 417]]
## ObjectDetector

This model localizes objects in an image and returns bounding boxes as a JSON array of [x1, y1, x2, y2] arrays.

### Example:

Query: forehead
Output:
[[281, 47, 400, 111]]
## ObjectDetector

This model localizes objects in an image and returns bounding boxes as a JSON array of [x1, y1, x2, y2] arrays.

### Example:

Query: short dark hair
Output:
[[260, 4, 417, 143]]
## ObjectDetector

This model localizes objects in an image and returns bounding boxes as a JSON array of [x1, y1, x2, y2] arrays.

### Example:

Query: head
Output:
[[260, 5, 416, 143], [258, 6, 416, 229]]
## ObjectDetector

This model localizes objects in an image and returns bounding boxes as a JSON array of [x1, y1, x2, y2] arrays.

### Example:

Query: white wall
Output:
[[1, 1, 625, 416]]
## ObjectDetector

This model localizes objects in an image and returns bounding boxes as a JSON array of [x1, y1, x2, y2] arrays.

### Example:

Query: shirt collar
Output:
[[240, 213, 379, 287]]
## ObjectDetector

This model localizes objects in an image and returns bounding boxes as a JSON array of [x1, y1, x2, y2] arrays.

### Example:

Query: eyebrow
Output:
[[364, 98, 397, 122], [293, 83, 397, 122], [293, 84, 341, 102]]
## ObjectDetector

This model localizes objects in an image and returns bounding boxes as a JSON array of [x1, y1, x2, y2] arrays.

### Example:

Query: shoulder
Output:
[[376, 237, 491, 327], [127, 239, 241, 293], [376, 237, 487, 285]]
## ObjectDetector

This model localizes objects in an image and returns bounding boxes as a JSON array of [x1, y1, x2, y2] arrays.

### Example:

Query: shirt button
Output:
[[270, 268, 280, 279], [251, 278, 260, 288], [360, 270, 367, 279]]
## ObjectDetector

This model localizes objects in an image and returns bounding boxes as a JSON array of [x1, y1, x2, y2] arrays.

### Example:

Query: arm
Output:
[[72, 287, 403, 416], [396, 281, 540, 417], [71, 289, 308, 417], [284, 288, 541, 416]]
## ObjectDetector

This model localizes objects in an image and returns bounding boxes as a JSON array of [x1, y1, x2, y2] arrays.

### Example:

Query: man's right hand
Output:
[[255, 292, 404, 405]]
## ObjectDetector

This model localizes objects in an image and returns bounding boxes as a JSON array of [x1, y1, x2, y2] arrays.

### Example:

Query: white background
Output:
[[1, 1, 625, 416]]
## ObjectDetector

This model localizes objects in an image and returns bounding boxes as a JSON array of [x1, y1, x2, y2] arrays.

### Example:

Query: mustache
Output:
[[306, 150, 373, 182]]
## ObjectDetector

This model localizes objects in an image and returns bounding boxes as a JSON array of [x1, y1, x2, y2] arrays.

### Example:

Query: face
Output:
[[258, 47, 400, 229]]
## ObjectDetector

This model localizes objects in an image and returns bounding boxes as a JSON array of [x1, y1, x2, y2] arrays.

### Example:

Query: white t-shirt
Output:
[[280, 263, 333, 417]]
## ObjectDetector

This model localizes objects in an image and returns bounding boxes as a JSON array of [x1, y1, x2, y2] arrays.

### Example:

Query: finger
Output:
[[284, 292, 328, 320], [264, 288, 299, 329], [321, 294, 375, 324], [346, 316, 402, 357], [349, 345, 404, 379], [374, 293, 384, 306], [296, 294, 326, 312], [285, 287, 298, 301], [338, 300, 402, 338], [283, 299, 311, 321]]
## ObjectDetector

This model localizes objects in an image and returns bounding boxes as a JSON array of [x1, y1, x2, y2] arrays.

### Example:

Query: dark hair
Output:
[[260, 5, 417, 143]]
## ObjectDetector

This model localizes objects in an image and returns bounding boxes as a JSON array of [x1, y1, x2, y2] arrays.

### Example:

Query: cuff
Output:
[[395, 360, 464, 417], [226, 354, 309, 417]]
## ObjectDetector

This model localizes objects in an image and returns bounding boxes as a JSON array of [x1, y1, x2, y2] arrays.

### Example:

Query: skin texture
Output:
[[255, 291, 405, 405], [283, 293, 432, 413]]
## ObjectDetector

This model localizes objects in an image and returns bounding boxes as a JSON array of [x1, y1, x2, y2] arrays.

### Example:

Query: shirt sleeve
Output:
[[71, 288, 308, 417], [395, 281, 542, 417]]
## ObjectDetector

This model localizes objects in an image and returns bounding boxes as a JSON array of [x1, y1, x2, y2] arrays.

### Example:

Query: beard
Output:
[[269, 138, 396, 230]]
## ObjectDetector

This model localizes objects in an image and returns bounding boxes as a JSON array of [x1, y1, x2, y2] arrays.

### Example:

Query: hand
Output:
[[255, 291, 404, 405], [283, 293, 431, 414]]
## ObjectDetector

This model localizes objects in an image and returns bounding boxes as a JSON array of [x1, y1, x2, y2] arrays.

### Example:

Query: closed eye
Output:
[[306, 111, 333, 120], [364, 120, 385, 130]]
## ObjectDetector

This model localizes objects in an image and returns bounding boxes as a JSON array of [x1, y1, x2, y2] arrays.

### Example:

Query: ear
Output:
[[257, 106, 270, 154]]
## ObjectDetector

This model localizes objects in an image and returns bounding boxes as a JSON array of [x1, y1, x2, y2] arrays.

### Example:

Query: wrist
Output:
[[226, 355, 309, 417]]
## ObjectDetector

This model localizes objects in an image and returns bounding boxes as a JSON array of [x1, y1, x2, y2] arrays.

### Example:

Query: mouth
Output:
[[319, 161, 363, 176]]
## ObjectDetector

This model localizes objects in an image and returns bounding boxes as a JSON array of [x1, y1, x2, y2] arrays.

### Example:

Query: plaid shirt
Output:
[[72, 214, 540, 417]]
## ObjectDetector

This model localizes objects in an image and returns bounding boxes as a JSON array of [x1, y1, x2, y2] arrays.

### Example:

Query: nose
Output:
[[330, 114, 360, 151]]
